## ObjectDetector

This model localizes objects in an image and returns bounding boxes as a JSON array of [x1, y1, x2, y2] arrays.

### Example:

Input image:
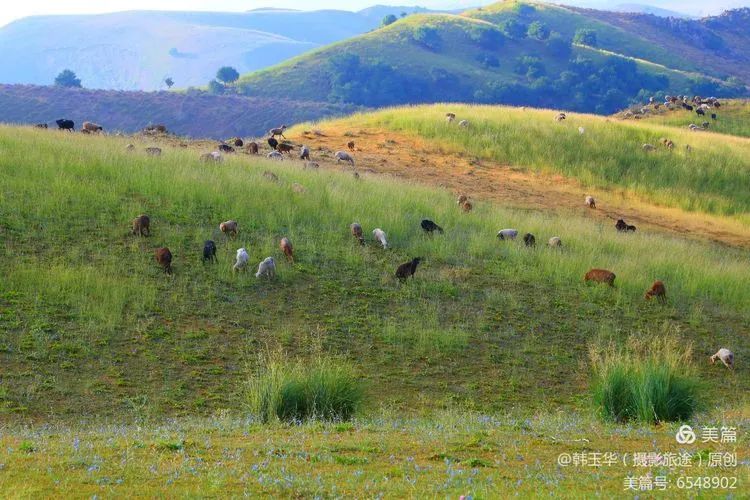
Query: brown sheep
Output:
[[347, 141, 355, 151], [154, 247, 173, 274], [644, 280, 666, 302], [131, 214, 150, 236], [246, 142, 259, 154], [232, 138, 244, 147], [457, 194, 468, 206], [82, 121, 103, 133], [219, 220, 238, 238], [461, 201, 473, 213], [276, 143, 294, 153], [350, 223, 365, 245], [280, 237, 294, 263], [584, 269, 616, 286]]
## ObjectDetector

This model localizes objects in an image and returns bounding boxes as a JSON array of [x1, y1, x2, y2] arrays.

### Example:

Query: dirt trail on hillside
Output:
[[286, 127, 750, 249]]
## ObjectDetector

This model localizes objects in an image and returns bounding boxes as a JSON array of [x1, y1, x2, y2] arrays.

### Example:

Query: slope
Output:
[[0, 119, 747, 422]]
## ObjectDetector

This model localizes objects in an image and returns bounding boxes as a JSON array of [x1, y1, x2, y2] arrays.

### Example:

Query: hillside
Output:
[[236, 2, 747, 113], [0, 6, 433, 90], [1, 105, 748, 421], [0, 84, 359, 138]]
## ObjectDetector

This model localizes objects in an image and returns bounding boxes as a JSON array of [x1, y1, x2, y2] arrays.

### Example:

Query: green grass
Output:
[[246, 355, 363, 422], [0, 124, 748, 421], [590, 334, 702, 423], [322, 104, 750, 219]]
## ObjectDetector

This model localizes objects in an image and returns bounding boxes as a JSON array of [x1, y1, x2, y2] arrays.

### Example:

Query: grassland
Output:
[[313, 104, 750, 219]]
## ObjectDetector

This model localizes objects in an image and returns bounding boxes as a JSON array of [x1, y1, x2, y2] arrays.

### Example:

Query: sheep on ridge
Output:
[[246, 142, 259, 154], [269, 125, 287, 139], [145, 147, 162, 156], [267, 151, 283, 160], [335, 151, 355, 165], [82, 121, 103, 133], [300, 145, 310, 160]]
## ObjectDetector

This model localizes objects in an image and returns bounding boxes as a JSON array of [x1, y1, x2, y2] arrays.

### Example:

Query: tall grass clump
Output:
[[247, 355, 364, 423], [589, 333, 702, 424]]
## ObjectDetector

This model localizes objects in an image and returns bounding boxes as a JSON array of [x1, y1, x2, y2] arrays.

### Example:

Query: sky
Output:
[[0, 0, 747, 27]]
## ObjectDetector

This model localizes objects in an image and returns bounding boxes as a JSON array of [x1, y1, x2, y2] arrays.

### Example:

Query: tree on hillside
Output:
[[382, 14, 398, 26], [546, 32, 572, 58], [54, 69, 82, 88], [501, 19, 528, 39], [412, 26, 442, 51], [573, 28, 597, 46], [527, 21, 550, 41], [164, 77, 175, 89], [469, 26, 505, 50], [216, 66, 240, 84]]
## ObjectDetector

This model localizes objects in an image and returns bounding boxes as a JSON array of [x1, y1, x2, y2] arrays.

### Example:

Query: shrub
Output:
[[469, 26, 505, 50], [412, 26, 442, 51], [573, 28, 597, 46], [247, 356, 363, 423], [527, 21, 550, 41], [382, 14, 398, 26], [589, 334, 702, 424], [501, 19, 528, 39]]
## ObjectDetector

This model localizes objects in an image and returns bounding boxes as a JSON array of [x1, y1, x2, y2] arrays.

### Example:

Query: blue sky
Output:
[[1, 0, 747, 28]]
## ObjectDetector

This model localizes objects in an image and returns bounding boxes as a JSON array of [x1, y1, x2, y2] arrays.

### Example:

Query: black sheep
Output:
[[267, 137, 279, 150], [523, 233, 536, 247], [55, 119, 75, 131], [420, 219, 443, 234], [203, 240, 217, 263], [615, 219, 636, 232], [711, 113, 717, 120], [696, 108, 705, 116], [218, 144, 235, 153], [395, 257, 422, 282]]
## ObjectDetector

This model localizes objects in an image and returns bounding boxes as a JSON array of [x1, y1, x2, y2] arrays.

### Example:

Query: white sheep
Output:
[[458, 120, 469, 128], [585, 195, 596, 208], [372, 228, 388, 248], [445, 112, 456, 123], [255, 256, 276, 278], [497, 229, 518, 241], [267, 151, 283, 160], [710, 348, 734, 370], [578, 127, 585, 135], [335, 151, 355, 165], [548, 236, 562, 247], [233, 248, 249, 272]]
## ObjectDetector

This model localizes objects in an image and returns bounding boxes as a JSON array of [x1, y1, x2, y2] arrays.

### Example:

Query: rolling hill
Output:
[[0, 84, 359, 138], [236, 1, 748, 113], [0, 6, 435, 90], [0, 103, 748, 495]]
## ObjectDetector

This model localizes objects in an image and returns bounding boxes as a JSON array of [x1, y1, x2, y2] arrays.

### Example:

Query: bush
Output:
[[527, 21, 550, 41], [247, 356, 364, 423], [589, 335, 702, 424], [413, 26, 442, 51], [382, 14, 397, 26], [573, 28, 597, 46], [501, 19, 528, 39], [469, 26, 505, 50]]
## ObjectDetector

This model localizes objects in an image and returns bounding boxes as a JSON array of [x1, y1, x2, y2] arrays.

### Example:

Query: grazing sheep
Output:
[[461, 200, 473, 213], [82, 121, 103, 133], [710, 348, 734, 370], [395, 257, 422, 282], [145, 147, 162, 156], [233, 248, 249, 272], [304, 161, 319, 170], [696, 108, 705, 116], [548, 236, 562, 247], [200, 151, 222, 162], [55, 119, 75, 131], [644, 280, 666, 302], [269, 126, 287, 139], [457, 194, 468, 206], [372, 228, 388, 249], [642, 143, 656, 151], [125, 144, 136, 151], [497, 229, 518, 241], [276, 143, 294, 153], [335, 151, 355, 165], [267, 137, 279, 150], [523, 233, 536, 247], [350, 223, 365, 245], [458, 120, 469, 128], [267, 151, 283, 160], [578, 127, 585, 135], [255, 257, 276, 278], [263, 171, 279, 181], [300, 145, 310, 160], [280, 237, 294, 263], [232, 138, 244, 147], [203, 240, 217, 263], [554, 112, 566, 122], [585, 195, 596, 209], [702, 121, 710, 129], [155, 247, 173, 274], [615, 219, 636, 232], [347, 141, 355, 151], [34, 123, 48, 129], [711, 113, 717, 120], [445, 112, 456, 123], [144, 124, 167, 133], [131, 214, 150, 236], [246, 142, 259, 154], [218, 144, 235, 153], [661, 138, 675, 150], [421, 219, 443, 234], [584, 268, 616, 286], [220, 220, 238, 238]]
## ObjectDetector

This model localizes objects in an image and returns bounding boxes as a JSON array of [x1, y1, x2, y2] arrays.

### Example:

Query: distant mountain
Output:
[[613, 4, 692, 18], [233, 1, 747, 114], [0, 6, 436, 91], [0, 84, 359, 138]]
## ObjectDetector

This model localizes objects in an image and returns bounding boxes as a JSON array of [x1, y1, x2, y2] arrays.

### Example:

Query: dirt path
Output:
[[289, 126, 750, 249]]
